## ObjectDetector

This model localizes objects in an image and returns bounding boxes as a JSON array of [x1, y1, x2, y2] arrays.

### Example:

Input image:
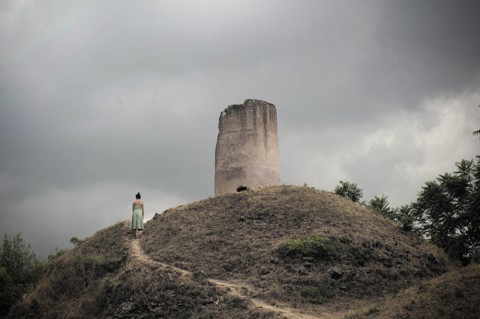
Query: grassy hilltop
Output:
[[9, 186, 480, 318]]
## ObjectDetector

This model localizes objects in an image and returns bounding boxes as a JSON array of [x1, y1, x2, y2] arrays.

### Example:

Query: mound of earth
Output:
[[348, 263, 480, 319], [142, 186, 452, 306], [9, 185, 476, 319]]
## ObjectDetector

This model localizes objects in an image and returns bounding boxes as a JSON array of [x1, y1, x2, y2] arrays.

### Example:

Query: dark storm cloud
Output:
[[360, 0, 480, 108], [0, 0, 479, 256]]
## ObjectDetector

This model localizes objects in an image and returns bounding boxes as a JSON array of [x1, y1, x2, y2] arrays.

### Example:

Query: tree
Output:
[[334, 180, 364, 203], [0, 233, 45, 316], [395, 204, 415, 231], [70, 236, 82, 245], [368, 195, 395, 220], [411, 158, 480, 261]]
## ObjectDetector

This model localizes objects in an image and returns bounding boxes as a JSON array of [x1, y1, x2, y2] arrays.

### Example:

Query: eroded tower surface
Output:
[[215, 99, 280, 196]]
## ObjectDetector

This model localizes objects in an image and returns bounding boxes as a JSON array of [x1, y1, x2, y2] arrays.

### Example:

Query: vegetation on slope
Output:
[[0, 234, 44, 317], [8, 222, 278, 319], [10, 185, 479, 318], [346, 263, 480, 319], [142, 186, 452, 306]]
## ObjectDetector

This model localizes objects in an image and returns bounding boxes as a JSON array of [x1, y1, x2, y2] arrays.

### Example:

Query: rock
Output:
[[258, 268, 270, 275], [223, 263, 235, 272], [236, 185, 250, 192], [329, 266, 344, 280]]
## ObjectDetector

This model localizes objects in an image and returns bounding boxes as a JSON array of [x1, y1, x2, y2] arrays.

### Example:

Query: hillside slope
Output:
[[347, 263, 480, 319], [142, 186, 452, 311], [9, 185, 477, 318]]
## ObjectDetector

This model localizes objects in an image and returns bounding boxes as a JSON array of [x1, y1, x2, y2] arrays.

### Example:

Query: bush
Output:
[[0, 266, 21, 317], [400, 215, 415, 232], [277, 235, 372, 264], [0, 233, 45, 316], [334, 181, 364, 203], [48, 248, 69, 262], [301, 284, 334, 304]]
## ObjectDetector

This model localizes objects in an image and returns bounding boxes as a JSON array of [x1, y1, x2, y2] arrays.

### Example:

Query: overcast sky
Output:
[[1, 0, 479, 257]]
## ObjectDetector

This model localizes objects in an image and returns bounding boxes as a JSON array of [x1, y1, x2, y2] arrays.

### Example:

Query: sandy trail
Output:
[[130, 238, 347, 319]]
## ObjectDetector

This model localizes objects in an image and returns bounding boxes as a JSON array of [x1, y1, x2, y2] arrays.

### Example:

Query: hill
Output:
[[8, 186, 479, 318]]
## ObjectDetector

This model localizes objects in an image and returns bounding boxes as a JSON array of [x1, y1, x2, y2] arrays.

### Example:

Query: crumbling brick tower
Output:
[[215, 99, 280, 196]]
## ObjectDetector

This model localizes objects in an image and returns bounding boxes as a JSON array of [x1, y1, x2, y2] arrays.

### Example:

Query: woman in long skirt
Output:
[[131, 192, 144, 238]]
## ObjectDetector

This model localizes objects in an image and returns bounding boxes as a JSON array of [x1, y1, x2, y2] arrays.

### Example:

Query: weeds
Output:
[[277, 235, 372, 264], [366, 307, 380, 315], [226, 296, 249, 309], [300, 282, 334, 304]]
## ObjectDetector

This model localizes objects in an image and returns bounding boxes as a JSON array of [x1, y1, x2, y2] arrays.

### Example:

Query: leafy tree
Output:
[[0, 233, 45, 316], [411, 158, 480, 261], [70, 236, 82, 245], [0, 266, 20, 317], [334, 180, 364, 203], [368, 195, 395, 220], [395, 204, 415, 231]]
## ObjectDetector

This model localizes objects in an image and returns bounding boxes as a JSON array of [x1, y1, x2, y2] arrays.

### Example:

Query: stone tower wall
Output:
[[215, 99, 280, 196]]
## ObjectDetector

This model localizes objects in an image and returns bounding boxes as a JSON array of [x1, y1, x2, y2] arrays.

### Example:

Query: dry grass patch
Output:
[[10, 185, 469, 319], [344, 263, 480, 319]]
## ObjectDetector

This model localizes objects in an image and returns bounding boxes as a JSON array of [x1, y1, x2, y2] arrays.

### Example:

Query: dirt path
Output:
[[130, 239, 347, 319]]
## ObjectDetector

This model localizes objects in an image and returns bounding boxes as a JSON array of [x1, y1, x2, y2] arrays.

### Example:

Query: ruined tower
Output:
[[215, 99, 280, 196]]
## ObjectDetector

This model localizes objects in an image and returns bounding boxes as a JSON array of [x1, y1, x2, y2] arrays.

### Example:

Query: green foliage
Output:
[[400, 215, 415, 232], [395, 205, 415, 231], [0, 234, 44, 286], [334, 180, 364, 203], [278, 235, 371, 264], [411, 158, 480, 261], [0, 233, 45, 316], [70, 237, 82, 245], [0, 266, 21, 317], [368, 195, 395, 220], [48, 247, 69, 262], [279, 235, 341, 260], [47, 236, 84, 263]]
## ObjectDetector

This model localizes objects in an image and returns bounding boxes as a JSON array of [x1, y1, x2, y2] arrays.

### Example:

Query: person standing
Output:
[[131, 192, 144, 238]]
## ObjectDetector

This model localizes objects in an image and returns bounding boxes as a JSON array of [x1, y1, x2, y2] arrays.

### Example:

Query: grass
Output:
[[11, 185, 474, 319], [300, 280, 335, 304], [277, 234, 373, 264]]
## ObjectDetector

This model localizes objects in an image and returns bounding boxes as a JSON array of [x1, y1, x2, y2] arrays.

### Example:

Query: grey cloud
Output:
[[1, 0, 479, 256]]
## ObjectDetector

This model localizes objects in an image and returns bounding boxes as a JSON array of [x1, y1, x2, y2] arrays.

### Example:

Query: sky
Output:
[[1, 0, 479, 257]]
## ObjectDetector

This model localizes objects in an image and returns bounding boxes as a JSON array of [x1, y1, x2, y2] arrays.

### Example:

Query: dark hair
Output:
[[135, 192, 141, 199]]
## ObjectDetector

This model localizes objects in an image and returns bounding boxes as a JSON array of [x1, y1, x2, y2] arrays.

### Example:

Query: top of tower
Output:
[[222, 99, 275, 115]]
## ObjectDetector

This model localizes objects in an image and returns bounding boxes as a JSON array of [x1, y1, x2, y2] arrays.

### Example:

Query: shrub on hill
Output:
[[411, 158, 480, 262], [277, 234, 373, 265], [0, 233, 44, 317]]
